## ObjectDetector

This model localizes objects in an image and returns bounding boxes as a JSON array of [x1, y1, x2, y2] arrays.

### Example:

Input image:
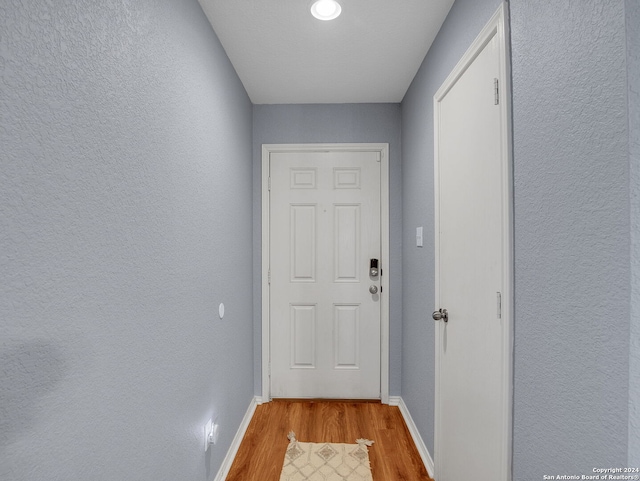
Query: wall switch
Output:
[[211, 422, 220, 445], [204, 419, 213, 451], [416, 227, 423, 247]]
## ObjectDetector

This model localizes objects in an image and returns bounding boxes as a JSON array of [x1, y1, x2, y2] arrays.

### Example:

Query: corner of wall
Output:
[[627, 0, 640, 467]]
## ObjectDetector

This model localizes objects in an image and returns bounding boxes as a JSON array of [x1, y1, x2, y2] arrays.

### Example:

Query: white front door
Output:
[[434, 6, 512, 481], [268, 148, 383, 399]]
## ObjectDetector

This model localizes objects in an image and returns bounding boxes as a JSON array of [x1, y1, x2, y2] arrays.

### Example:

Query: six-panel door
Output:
[[269, 150, 381, 399]]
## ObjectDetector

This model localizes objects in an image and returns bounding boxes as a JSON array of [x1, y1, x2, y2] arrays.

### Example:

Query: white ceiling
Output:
[[198, 0, 455, 104]]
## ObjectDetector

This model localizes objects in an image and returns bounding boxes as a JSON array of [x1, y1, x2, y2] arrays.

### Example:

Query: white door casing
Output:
[[261, 144, 390, 402], [433, 4, 513, 481]]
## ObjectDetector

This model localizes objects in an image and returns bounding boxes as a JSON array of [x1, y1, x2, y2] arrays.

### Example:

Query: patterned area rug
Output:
[[279, 431, 374, 481]]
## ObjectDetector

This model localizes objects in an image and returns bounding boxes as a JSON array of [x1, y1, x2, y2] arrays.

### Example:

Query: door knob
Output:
[[432, 308, 448, 322], [369, 285, 378, 294]]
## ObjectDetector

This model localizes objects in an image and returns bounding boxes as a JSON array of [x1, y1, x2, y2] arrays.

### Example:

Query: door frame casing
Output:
[[261, 143, 390, 403], [433, 3, 513, 480]]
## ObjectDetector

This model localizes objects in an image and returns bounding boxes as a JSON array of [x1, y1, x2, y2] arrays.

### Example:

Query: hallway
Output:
[[226, 401, 432, 481], [1, 0, 637, 480]]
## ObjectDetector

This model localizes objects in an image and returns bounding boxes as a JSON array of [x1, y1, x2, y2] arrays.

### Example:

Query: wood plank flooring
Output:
[[225, 400, 433, 481]]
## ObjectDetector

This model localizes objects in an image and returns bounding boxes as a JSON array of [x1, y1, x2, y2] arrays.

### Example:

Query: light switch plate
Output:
[[204, 419, 213, 451]]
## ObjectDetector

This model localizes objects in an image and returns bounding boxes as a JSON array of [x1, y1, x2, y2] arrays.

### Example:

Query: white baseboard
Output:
[[213, 396, 260, 481], [393, 396, 435, 479]]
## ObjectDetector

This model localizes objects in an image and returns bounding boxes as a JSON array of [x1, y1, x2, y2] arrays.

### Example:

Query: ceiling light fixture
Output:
[[310, 0, 342, 21]]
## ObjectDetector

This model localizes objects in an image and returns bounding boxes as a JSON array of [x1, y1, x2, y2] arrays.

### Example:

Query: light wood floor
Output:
[[225, 400, 433, 481]]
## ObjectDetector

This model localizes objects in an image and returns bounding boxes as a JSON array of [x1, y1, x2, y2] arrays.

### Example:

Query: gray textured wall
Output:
[[400, 0, 500, 456], [252, 104, 402, 396], [628, 0, 640, 467], [511, 0, 629, 477], [0, 1, 254, 480]]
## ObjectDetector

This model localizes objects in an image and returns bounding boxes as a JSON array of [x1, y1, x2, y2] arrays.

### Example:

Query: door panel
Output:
[[290, 205, 316, 282], [270, 150, 381, 399], [435, 23, 509, 481], [334, 204, 360, 282], [290, 304, 316, 368]]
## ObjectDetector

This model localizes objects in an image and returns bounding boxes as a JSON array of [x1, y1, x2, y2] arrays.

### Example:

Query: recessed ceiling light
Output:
[[310, 0, 342, 21]]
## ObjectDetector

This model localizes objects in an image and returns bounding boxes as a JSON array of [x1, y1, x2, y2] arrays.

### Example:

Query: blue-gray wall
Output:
[[628, 0, 640, 468], [400, 0, 501, 456], [0, 1, 254, 480], [401, 0, 632, 477], [511, 0, 629, 476], [252, 104, 402, 396]]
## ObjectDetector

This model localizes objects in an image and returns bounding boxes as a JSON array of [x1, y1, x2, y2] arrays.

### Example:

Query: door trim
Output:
[[433, 3, 513, 480], [261, 143, 390, 403]]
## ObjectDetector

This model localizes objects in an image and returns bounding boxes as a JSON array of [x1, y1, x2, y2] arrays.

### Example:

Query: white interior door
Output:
[[268, 149, 382, 399], [434, 6, 512, 481]]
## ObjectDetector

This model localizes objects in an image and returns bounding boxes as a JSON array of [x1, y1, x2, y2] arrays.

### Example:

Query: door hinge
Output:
[[497, 291, 502, 319], [494, 78, 500, 105], [268, 269, 271, 284], [268, 177, 271, 191]]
